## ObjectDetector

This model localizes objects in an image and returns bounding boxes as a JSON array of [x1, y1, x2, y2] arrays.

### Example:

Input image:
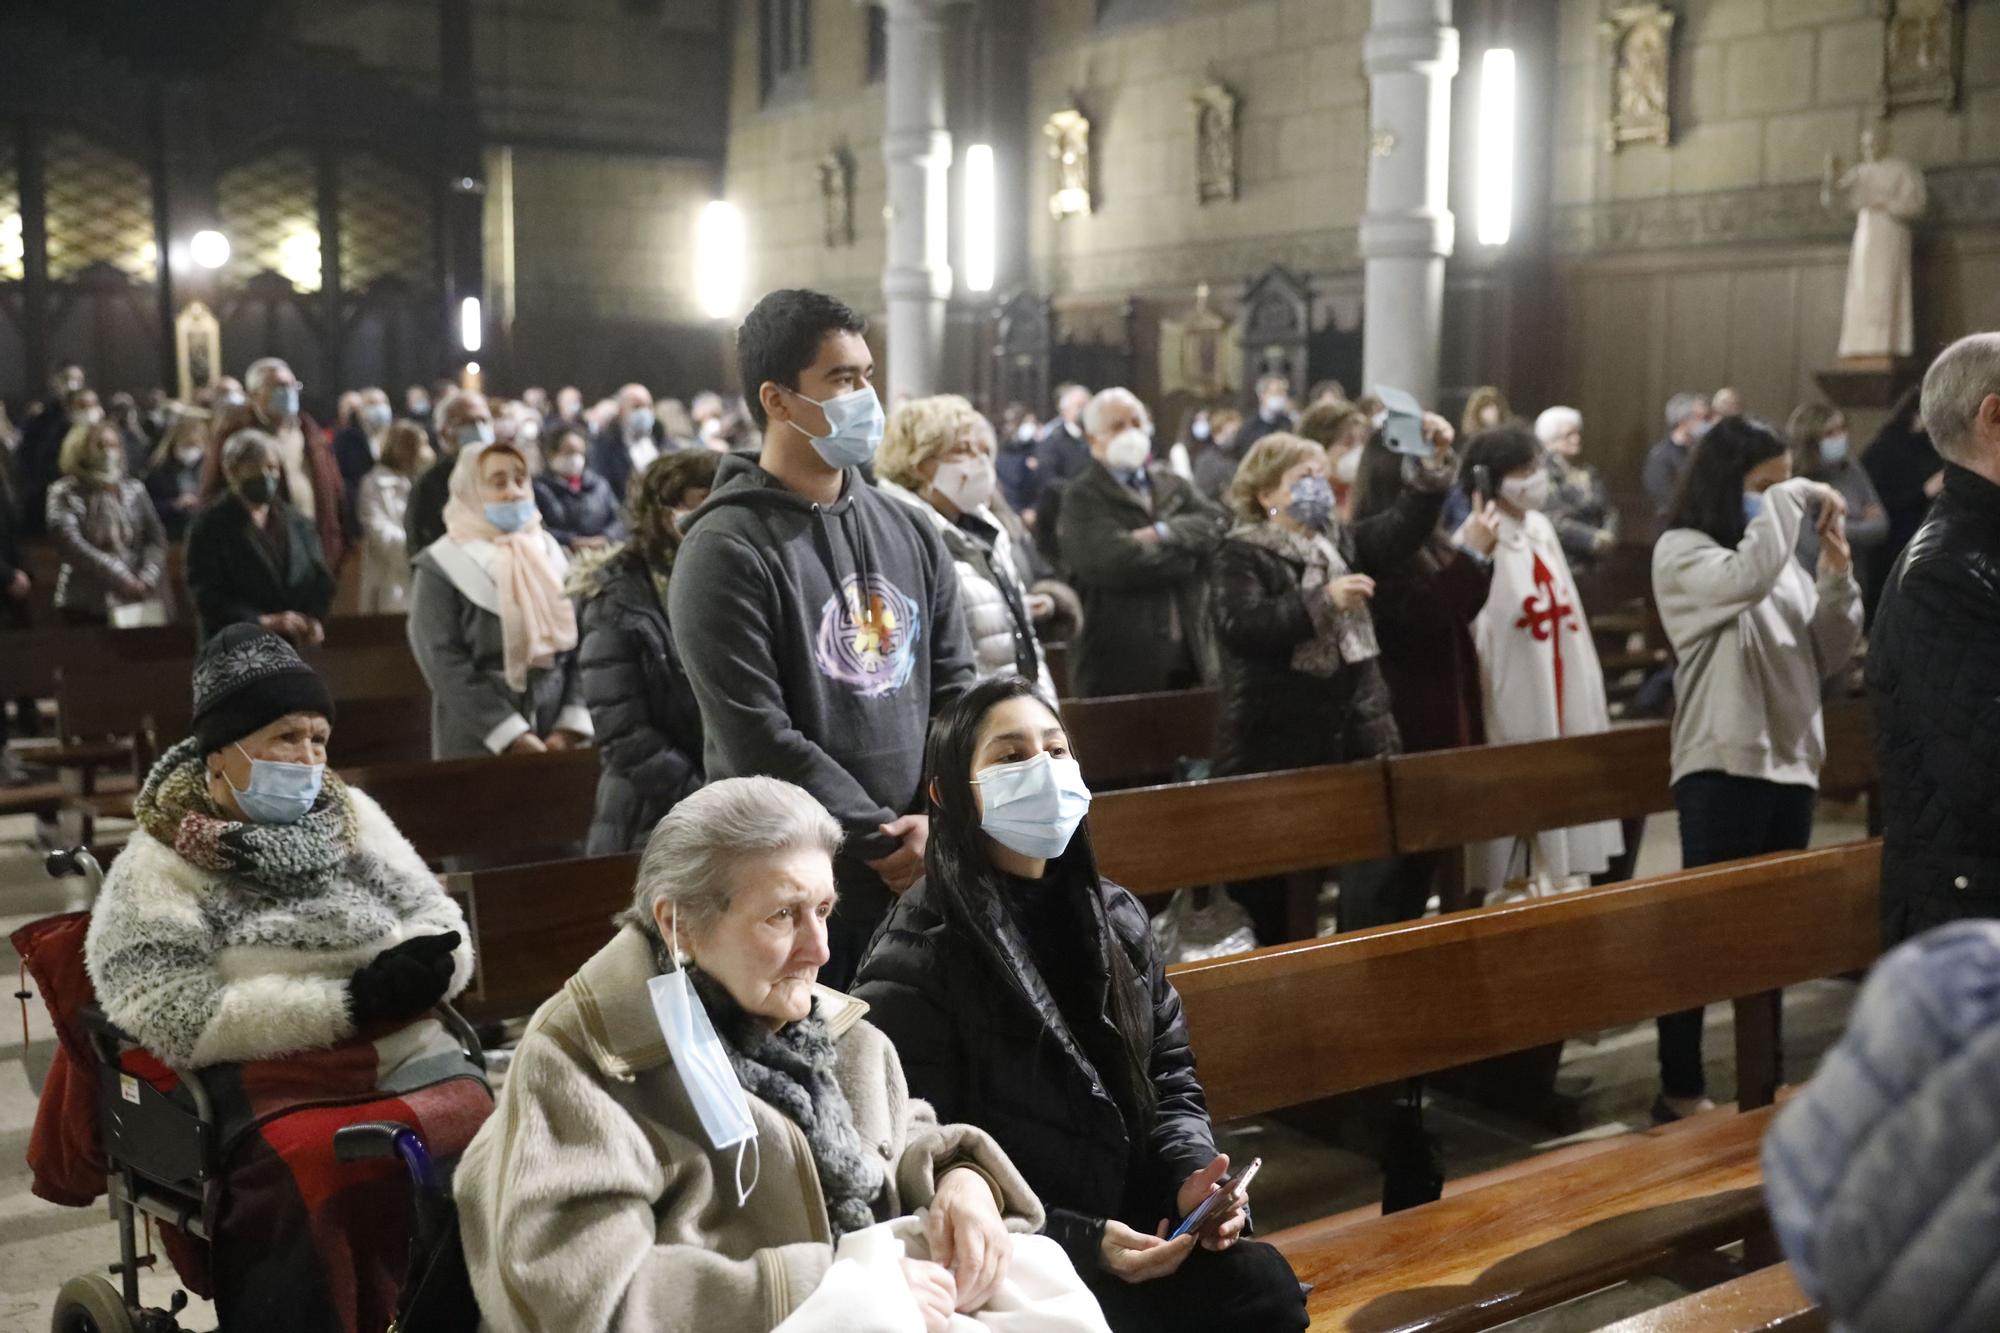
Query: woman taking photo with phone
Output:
[[852, 676, 1309, 1333], [1650, 415, 1862, 1121]]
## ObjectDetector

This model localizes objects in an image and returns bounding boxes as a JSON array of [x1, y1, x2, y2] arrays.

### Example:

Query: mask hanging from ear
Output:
[[648, 903, 762, 1206]]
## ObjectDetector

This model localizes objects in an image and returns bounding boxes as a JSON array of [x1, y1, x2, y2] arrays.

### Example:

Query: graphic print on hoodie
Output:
[[669, 453, 977, 862]]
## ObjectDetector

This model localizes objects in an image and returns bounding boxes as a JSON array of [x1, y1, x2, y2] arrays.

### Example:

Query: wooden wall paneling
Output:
[[1725, 266, 1801, 423]]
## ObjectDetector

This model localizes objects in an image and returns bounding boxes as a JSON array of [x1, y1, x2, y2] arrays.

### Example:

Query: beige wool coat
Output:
[[454, 926, 1045, 1333]]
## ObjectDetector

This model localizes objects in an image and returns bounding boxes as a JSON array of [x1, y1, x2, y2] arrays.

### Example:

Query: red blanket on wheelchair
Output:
[[18, 911, 492, 1333]]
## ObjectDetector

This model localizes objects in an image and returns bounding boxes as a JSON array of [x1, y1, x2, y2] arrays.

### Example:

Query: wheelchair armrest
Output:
[[78, 1004, 216, 1128]]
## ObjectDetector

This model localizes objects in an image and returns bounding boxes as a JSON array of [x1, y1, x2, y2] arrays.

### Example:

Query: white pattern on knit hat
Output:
[[192, 628, 314, 714]]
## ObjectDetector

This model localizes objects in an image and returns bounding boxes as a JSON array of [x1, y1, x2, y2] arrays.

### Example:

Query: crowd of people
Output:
[[11, 288, 2000, 1332]]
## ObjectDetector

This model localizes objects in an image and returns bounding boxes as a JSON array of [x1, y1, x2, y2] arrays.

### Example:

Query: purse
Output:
[[775, 1217, 1112, 1333]]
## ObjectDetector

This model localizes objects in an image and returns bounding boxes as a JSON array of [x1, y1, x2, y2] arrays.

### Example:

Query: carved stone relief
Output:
[[1190, 83, 1238, 206], [1880, 0, 1963, 117], [1601, 3, 1675, 152], [1044, 108, 1093, 219], [818, 145, 856, 249]]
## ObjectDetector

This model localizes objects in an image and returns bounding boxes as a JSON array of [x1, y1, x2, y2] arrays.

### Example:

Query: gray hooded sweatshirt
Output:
[[669, 454, 976, 865]]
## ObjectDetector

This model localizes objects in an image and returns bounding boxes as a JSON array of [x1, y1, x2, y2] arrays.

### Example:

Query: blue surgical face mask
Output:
[[648, 901, 761, 1207], [226, 742, 324, 825], [484, 498, 538, 533], [455, 420, 495, 450], [269, 385, 300, 419], [1819, 433, 1849, 465], [625, 406, 657, 441], [1743, 490, 1765, 522], [1286, 474, 1336, 531], [361, 404, 393, 433], [792, 384, 885, 470], [976, 751, 1092, 860]]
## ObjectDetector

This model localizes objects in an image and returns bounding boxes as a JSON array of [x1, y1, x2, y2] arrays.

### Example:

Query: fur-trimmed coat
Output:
[[454, 925, 1045, 1333], [83, 788, 474, 1068]]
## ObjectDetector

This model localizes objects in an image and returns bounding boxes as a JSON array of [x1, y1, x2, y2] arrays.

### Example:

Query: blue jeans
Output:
[[1657, 771, 1816, 1098]]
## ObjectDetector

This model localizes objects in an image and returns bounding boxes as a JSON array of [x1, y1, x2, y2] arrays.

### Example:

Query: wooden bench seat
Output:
[[343, 746, 601, 865], [1600, 1262, 1821, 1332], [1273, 1105, 1776, 1332]]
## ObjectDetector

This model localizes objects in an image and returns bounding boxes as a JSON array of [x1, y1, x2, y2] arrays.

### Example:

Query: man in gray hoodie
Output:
[[670, 289, 977, 989]]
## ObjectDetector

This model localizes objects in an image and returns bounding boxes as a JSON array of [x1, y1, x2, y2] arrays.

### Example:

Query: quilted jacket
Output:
[[851, 853, 1218, 1271], [1867, 463, 2000, 945]]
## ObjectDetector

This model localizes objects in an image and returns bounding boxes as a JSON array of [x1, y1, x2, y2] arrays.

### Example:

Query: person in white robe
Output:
[[1461, 426, 1623, 900], [1827, 131, 1927, 361]]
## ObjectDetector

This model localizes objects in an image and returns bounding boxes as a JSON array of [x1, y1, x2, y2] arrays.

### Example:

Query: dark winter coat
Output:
[[1056, 462, 1227, 697], [183, 492, 336, 645], [1867, 463, 2000, 946], [577, 552, 704, 854], [533, 470, 626, 550], [851, 856, 1218, 1270], [1208, 481, 1446, 776], [1370, 536, 1492, 754]]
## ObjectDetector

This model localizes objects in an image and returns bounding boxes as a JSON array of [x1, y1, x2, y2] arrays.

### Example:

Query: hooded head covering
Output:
[[438, 440, 577, 690], [1763, 921, 2000, 1331]]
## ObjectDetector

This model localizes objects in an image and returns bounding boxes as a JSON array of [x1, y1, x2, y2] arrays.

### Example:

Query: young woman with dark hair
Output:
[[852, 676, 1308, 1333], [1651, 415, 1863, 1121]]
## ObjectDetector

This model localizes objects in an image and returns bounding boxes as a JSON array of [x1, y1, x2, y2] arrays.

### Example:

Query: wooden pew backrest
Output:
[[1091, 761, 1392, 895], [343, 745, 601, 864], [1063, 688, 1219, 787], [446, 852, 639, 1023], [1170, 840, 1881, 1121]]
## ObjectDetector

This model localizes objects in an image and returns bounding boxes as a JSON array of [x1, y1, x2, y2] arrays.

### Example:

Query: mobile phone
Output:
[[1472, 464, 1494, 504], [1375, 386, 1432, 458], [1169, 1158, 1262, 1241]]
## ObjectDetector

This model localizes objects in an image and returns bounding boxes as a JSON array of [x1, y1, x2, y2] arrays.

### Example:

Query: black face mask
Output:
[[237, 473, 277, 505]]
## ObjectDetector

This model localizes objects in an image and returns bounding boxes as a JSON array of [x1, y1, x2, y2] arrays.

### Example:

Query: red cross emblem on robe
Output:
[[1515, 552, 1580, 732]]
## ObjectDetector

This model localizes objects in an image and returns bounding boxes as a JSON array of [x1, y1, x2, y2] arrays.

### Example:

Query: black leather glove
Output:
[[346, 931, 461, 1028]]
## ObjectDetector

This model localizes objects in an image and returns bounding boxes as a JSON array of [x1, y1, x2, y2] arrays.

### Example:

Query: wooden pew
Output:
[[444, 853, 637, 1023], [343, 746, 601, 866], [1060, 687, 1219, 787], [1169, 841, 1879, 1328], [1601, 1263, 1821, 1332]]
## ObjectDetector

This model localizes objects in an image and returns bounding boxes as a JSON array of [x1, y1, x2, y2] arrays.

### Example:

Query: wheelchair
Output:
[[34, 848, 486, 1333]]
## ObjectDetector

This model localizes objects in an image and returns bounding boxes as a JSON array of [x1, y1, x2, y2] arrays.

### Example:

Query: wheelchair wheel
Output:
[[50, 1275, 136, 1333]]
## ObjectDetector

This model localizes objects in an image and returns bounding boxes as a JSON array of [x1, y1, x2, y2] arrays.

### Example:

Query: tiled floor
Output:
[[0, 804, 1861, 1333]]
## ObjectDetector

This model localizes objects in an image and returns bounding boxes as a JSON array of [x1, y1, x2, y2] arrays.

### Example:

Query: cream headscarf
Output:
[[437, 442, 578, 690]]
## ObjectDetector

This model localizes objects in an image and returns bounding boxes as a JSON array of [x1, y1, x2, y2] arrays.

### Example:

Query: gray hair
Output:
[[1665, 392, 1708, 429], [621, 777, 844, 945], [244, 357, 292, 393], [1920, 333, 2000, 464], [1534, 405, 1582, 445], [1082, 386, 1149, 441], [433, 388, 479, 437], [221, 429, 278, 475]]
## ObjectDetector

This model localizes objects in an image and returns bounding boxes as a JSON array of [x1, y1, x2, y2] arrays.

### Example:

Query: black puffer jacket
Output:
[[1867, 463, 2000, 945], [851, 853, 1218, 1269], [1208, 479, 1446, 777], [576, 551, 704, 853], [533, 470, 625, 550]]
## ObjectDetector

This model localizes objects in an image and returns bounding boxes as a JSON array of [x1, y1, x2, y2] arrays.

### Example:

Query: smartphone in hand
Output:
[[1169, 1158, 1263, 1242], [1472, 464, 1494, 505]]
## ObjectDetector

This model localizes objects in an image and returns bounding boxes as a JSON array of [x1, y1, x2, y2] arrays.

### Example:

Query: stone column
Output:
[[881, 0, 961, 400], [1361, 0, 1458, 407]]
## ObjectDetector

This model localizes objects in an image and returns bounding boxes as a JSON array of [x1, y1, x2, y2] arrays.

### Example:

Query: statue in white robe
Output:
[[1825, 131, 1927, 361]]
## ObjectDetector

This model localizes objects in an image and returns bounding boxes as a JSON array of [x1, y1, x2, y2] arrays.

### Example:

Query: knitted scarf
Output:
[[688, 965, 886, 1239], [1229, 519, 1380, 675], [133, 736, 361, 897]]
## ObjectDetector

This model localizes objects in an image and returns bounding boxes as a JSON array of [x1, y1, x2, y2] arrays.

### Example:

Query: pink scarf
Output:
[[439, 449, 577, 690]]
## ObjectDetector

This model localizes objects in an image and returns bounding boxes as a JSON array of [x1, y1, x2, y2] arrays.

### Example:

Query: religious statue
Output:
[[1160, 283, 1236, 400], [1601, 3, 1675, 151], [175, 301, 221, 403], [1881, 0, 1962, 116], [1044, 109, 1092, 219], [817, 146, 856, 249], [1823, 129, 1928, 363], [1190, 83, 1238, 206]]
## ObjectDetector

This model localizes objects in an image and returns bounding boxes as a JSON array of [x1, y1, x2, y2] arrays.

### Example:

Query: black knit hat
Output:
[[191, 624, 336, 756]]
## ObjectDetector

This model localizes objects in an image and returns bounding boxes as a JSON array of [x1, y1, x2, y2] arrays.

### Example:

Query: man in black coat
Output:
[[1869, 332, 2000, 945], [1030, 384, 1093, 508], [589, 383, 667, 502], [1230, 373, 1295, 456]]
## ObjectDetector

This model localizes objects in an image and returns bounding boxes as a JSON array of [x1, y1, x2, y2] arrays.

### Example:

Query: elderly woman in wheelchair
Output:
[[45, 624, 490, 1333]]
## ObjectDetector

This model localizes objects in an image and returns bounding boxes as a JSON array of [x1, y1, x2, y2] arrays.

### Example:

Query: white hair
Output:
[[244, 357, 292, 393], [221, 428, 278, 474], [1082, 387, 1149, 441], [1665, 391, 1707, 429], [1534, 405, 1582, 445], [1920, 333, 2000, 464], [433, 388, 482, 437], [621, 777, 843, 943]]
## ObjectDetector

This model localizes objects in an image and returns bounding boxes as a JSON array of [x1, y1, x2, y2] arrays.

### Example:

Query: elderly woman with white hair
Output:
[[454, 776, 1057, 1333], [407, 438, 590, 759], [1534, 406, 1619, 570], [876, 394, 1061, 697], [185, 429, 337, 646]]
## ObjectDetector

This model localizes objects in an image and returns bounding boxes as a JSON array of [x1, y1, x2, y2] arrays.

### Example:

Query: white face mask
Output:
[[551, 453, 586, 479], [1104, 428, 1152, 473], [931, 457, 995, 512], [175, 445, 206, 468], [1263, 394, 1289, 418], [1333, 448, 1361, 485], [648, 905, 762, 1208], [1501, 469, 1552, 510], [976, 752, 1093, 859]]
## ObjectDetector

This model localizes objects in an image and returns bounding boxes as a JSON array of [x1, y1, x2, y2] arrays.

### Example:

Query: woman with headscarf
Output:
[[45, 419, 168, 625], [407, 439, 592, 759]]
